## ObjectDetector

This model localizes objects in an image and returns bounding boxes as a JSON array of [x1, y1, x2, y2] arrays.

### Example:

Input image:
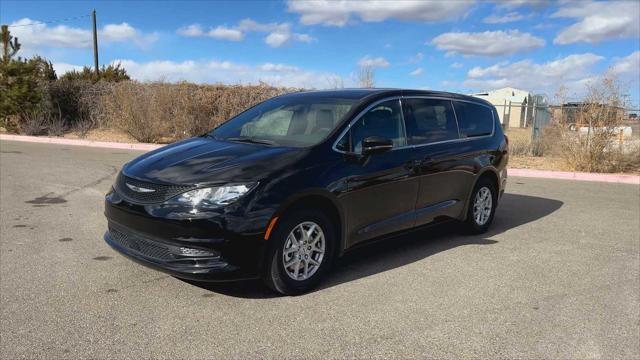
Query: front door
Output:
[[338, 99, 421, 247]]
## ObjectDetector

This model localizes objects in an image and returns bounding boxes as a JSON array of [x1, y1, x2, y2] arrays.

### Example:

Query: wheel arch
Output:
[[271, 190, 346, 257], [461, 167, 500, 221]]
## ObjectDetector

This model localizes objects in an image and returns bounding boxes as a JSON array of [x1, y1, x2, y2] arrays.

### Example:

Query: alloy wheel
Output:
[[473, 186, 493, 226], [282, 221, 325, 281]]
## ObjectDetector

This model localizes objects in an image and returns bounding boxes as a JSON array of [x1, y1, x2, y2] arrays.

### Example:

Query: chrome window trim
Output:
[[331, 95, 496, 154], [450, 99, 462, 139], [398, 98, 409, 147]]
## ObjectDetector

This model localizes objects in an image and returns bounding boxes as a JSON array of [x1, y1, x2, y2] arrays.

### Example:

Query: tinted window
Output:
[[348, 100, 406, 153], [452, 101, 494, 138], [211, 96, 355, 147], [402, 99, 458, 144]]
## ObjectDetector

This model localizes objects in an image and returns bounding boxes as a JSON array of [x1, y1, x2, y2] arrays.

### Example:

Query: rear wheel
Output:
[[464, 177, 497, 234], [263, 209, 335, 295]]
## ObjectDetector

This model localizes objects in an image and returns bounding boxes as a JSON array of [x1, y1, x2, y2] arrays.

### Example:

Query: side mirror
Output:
[[361, 136, 393, 155]]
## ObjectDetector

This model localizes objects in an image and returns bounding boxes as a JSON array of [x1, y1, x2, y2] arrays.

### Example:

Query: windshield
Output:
[[210, 95, 356, 147]]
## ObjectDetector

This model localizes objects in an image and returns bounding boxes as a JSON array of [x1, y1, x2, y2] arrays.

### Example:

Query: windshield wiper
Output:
[[225, 137, 277, 146]]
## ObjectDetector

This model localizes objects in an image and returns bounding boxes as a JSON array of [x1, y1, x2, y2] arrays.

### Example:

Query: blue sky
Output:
[[2, 0, 639, 105]]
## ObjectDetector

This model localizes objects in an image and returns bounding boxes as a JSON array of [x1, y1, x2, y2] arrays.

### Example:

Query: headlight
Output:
[[166, 183, 256, 208]]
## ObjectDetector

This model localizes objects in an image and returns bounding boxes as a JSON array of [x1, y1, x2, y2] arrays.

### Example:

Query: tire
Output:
[[263, 208, 335, 295], [463, 177, 497, 234]]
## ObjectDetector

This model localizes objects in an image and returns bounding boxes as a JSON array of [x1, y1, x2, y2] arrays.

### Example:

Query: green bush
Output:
[[59, 63, 130, 82], [0, 57, 55, 132]]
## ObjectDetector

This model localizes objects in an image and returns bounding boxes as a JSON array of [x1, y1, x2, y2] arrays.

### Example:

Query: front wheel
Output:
[[263, 209, 335, 295], [463, 178, 497, 234]]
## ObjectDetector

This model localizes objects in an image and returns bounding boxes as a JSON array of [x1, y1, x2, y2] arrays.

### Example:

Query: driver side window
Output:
[[344, 99, 406, 153]]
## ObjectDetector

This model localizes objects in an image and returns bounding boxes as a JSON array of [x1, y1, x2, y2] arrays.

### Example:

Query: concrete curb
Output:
[[2, 133, 639, 185], [509, 168, 639, 185], [0, 134, 162, 151]]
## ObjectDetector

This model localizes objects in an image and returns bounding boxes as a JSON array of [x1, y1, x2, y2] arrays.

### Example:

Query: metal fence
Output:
[[491, 96, 639, 141], [492, 94, 552, 140]]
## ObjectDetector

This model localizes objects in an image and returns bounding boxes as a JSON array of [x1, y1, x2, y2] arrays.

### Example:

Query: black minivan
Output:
[[104, 89, 508, 295]]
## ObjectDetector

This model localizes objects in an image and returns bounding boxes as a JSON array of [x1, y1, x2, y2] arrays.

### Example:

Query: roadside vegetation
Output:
[[505, 76, 639, 174], [1, 26, 638, 173]]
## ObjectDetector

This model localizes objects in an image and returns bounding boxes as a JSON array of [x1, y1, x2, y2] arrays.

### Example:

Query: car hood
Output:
[[122, 137, 301, 185]]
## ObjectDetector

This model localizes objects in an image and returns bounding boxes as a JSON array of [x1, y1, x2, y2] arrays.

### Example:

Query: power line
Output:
[[6, 14, 91, 28]]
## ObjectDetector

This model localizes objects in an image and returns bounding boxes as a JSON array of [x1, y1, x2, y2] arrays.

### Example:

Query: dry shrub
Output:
[[43, 80, 108, 137], [101, 81, 293, 143], [506, 128, 533, 156], [506, 127, 553, 157], [46, 105, 66, 136], [554, 76, 637, 173], [20, 109, 48, 135], [19, 106, 65, 136]]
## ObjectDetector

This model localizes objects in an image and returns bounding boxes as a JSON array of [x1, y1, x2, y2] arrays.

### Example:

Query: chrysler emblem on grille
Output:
[[125, 183, 156, 193]]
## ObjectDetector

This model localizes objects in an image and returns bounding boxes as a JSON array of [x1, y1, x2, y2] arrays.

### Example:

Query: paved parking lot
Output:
[[1, 140, 639, 359]]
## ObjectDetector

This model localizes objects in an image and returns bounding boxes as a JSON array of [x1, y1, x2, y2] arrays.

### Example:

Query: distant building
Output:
[[471, 87, 530, 128]]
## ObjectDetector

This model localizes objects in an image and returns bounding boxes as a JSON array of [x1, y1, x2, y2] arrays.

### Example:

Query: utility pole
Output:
[[92, 9, 99, 78]]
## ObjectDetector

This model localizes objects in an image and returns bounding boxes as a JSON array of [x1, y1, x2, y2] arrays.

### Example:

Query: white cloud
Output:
[[104, 59, 339, 88], [358, 56, 390, 68], [493, 0, 550, 9], [176, 18, 313, 48], [176, 24, 205, 37], [265, 32, 291, 47], [237, 19, 289, 33], [463, 53, 605, 95], [265, 31, 315, 47], [287, 0, 473, 26], [103, 23, 158, 47], [431, 30, 545, 57], [610, 51, 640, 78], [483, 11, 526, 24], [9, 18, 157, 54], [178, 24, 244, 41], [208, 26, 245, 41], [408, 52, 424, 64], [409, 67, 423, 76], [51, 62, 84, 75], [294, 34, 314, 43], [257, 63, 301, 72], [552, 1, 640, 44], [450, 62, 464, 68]]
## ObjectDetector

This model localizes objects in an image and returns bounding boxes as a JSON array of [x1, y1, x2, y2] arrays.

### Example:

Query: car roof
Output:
[[279, 88, 493, 107]]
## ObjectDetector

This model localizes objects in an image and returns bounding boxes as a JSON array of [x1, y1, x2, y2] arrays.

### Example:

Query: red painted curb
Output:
[[508, 168, 639, 185], [2, 134, 638, 185], [0, 134, 162, 151]]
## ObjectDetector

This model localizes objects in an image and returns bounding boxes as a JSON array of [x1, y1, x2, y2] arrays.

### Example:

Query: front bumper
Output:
[[103, 191, 268, 282], [104, 226, 256, 282]]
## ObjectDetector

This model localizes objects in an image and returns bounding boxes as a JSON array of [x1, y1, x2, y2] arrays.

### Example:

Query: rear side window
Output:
[[452, 101, 494, 138], [402, 99, 458, 145]]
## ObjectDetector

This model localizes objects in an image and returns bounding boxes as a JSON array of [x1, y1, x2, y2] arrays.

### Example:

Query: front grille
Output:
[[108, 226, 218, 262], [109, 227, 174, 260], [114, 172, 194, 204]]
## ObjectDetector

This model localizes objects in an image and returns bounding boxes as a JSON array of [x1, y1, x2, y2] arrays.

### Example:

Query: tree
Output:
[[30, 56, 57, 81], [0, 60, 45, 128], [60, 63, 130, 82], [1, 25, 21, 63], [357, 64, 375, 88], [0, 56, 57, 130]]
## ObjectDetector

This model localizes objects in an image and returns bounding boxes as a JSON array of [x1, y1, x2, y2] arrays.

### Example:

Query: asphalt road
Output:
[[1, 140, 639, 359]]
